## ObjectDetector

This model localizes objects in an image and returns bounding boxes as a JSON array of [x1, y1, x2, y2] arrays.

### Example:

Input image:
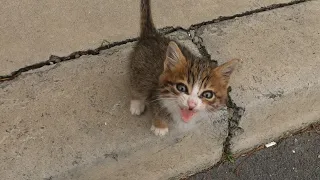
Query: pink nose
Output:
[[187, 100, 197, 110]]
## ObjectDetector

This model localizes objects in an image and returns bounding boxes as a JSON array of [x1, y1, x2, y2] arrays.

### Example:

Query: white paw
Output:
[[150, 125, 169, 136], [130, 100, 145, 115]]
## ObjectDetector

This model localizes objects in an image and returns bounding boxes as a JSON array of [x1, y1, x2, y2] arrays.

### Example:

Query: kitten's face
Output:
[[159, 41, 238, 123]]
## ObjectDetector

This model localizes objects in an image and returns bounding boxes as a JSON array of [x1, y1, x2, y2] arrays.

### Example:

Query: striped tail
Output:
[[140, 0, 157, 37]]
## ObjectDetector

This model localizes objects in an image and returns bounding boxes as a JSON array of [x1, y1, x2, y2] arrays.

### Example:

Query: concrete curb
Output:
[[1, 1, 319, 180], [199, 0, 320, 154], [0, 33, 228, 180]]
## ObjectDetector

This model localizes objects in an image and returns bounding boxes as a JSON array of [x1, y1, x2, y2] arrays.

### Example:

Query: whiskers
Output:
[[151, 96, 178, 116], [205, 107, 216, 115], [150, 97, 176, 103]]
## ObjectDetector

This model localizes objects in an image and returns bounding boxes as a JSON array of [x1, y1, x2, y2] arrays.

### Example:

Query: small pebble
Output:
[[292, 150, 296, 153], [293, 167, 298, 172], [318, 155, 320, 158], [265, 142, 277, 148], [189, 30, 195, 38]]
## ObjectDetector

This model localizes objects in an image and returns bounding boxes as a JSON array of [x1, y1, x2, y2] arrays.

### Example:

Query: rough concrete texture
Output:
[[199, 1, 320, 154], [0, 33, 227, 180], [0, 0, 291, 75], [187, 126, 320, 180]]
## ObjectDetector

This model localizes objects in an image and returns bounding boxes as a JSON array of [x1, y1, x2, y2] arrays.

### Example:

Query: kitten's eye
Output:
[[201, 91, 215, 99], [176, 83, 188, 93]]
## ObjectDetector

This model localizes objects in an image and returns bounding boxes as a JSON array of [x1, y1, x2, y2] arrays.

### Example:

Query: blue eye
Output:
[[176, 83, 188, 93], [201, 91, 214, 99]]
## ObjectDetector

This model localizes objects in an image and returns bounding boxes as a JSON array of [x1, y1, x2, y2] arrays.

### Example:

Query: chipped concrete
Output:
[[0, 35, 228, 180], [1, 0, 292, 75], [199, 1, 320, 154], [1, 0, 320, 179]]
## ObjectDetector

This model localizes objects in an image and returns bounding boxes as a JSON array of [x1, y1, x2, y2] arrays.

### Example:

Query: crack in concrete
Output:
[[223, 87, 245, 159], [188, 27, 244, 161], [189, 0, 312, 30], [0, 0, 310, 83], [159, 26, 214, 64], [0, 37, 138, 82], [188, 29, 217, 65]]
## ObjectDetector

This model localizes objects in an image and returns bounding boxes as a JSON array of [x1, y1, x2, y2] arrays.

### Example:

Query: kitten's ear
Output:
[[164, 41, 186, 71], [214, 59, 240, 82]]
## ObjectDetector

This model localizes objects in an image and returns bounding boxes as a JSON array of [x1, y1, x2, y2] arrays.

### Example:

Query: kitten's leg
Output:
[[151, 119, 169, 136], [150, 103, 169, 136], [130, 90, 147, 115]]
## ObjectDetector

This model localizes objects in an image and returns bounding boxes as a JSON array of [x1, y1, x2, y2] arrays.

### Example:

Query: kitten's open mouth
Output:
[[180, 109, 196, 123]]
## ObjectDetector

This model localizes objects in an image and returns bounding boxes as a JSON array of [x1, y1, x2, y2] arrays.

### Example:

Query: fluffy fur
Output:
[[129, 0, 239, 136]]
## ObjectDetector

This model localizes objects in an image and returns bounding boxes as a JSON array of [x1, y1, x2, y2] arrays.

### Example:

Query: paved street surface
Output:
[[187, 128, 320, 180]]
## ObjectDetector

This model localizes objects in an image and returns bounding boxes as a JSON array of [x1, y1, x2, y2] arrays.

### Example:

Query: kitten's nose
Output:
[[187, 100, 197, 110]]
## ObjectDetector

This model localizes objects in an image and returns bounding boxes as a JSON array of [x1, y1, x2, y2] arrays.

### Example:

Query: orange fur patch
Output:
[[153, 119, 168, 129]]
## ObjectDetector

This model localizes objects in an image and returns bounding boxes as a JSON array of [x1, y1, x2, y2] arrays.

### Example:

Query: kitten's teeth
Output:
[[130, 100, 145, 115], [150, 125, 169, 136]]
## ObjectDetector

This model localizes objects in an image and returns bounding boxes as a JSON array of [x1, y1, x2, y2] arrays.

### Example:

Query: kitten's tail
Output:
[[140, 0, 157, 38]]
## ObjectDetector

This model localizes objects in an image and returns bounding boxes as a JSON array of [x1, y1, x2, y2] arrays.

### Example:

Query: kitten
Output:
[[129, 0, 239, 136]]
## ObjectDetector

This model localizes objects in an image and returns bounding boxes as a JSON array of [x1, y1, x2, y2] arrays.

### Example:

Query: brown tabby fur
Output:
[[129, 0, 239, 136]]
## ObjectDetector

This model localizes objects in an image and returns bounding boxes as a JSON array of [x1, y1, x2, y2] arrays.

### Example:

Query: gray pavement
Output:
[[0, 0, 291, 75], [0, 32, 228, 180], [186, 127, 320, 180], [1, 0, 320, 179]]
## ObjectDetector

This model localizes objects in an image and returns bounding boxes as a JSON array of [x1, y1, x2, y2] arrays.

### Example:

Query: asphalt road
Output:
[[186, 129, 320, 180]]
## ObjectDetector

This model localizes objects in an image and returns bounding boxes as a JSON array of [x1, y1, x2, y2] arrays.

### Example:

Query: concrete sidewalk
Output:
[[1, 0, 320, 180], [1, 0, 292, 75], [1, 32, 229, 180]]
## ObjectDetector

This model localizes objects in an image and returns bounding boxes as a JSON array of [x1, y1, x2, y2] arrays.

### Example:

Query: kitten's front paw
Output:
[[150, 125, 169, 136], [130, 100, 145, 115]]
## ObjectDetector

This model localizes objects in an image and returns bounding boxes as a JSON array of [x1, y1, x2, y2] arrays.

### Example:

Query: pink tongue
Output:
[[180, 109, 195, 122]]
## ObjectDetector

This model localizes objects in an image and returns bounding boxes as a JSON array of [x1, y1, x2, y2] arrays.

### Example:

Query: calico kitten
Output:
[[129, 0, 239, 136]]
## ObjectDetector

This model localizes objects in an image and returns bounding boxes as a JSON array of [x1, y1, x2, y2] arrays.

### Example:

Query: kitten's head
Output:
[[159, 41, 239, 123]]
